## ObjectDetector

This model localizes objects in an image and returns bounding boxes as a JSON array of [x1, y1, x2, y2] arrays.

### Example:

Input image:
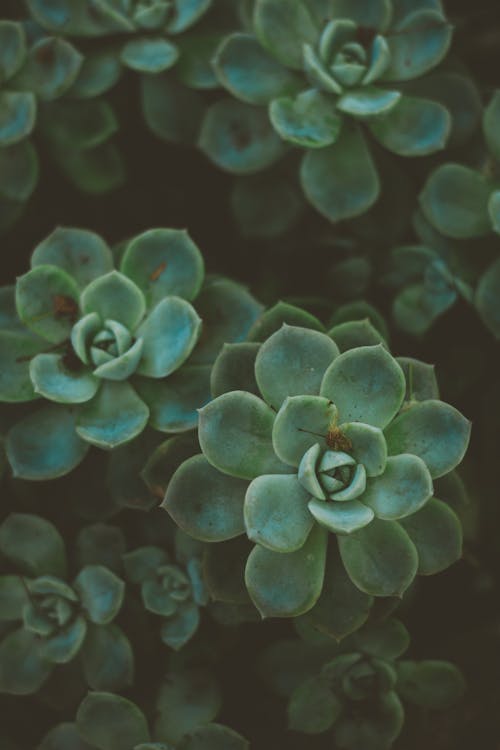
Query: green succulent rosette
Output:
[[123, 542, 208, 650], [164, 323, 470, 619], [0, 226, 262, 480], [0, 19, 84, 232], [205, 0, 461, 221], [27, 0, 217, 142], [261, 618, 465, 748], [0, 513, 131, 696], [39, 677, 249, 749]]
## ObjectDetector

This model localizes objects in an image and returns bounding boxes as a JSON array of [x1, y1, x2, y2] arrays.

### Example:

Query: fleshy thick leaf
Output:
[[30, 353, 99, 404], [164, 454, 247, 542], [244, 473, 314, 552], [76, 381, 149, 448], [0, 628, 51, 695], [211, 342, 260, 398], [0, 512, 65, 577], [384, 400, 471, 478], [80, 623, 134, 691], [16, 265, 80, 344], [338, 519, 418, 596], [301, 124, 380, 222], [397, 660, 465, 709], [0, 91, 36, 146], [253, 0, 319, 69], [13, 37, 82, 100], [136, 365, 211, 433], [32, 227, 113, 289], [198, 391, 289, 479], [6, 405, 89, 480], [362, 454, 433, 520], [270, 89, 342, 149], [76, 692, 149, 750], [0, 331, 43, 402], [74, 565, 124, 625], [369, 96, 450, 156], [120, 37, 179, 73], [245, 524, 327, 617], [135, 297, 201, 378], [288, 677, 341, 734], [321, 345, 405, 428], [272, 395, 337, 467], [420, 164, 493, 239], [120, 228, 204, 305], [199, 98, 285, 174], [255, 325, 339, 409], [154, 669, 221, 744], [399, 498, 462, 574], [214, 32, 300, 104], [81, 271, 146, 331], [476, 258, 500, 338], [383, 9, 452, 81]]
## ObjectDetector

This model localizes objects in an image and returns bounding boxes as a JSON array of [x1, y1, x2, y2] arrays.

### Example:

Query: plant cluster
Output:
[[0, 0, 498, 748]]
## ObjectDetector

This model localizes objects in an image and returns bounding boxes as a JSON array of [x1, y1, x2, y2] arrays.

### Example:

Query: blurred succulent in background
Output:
[[200, 0, 470, 222], [421, 90, 500, 240], [260, 618, 465, 749], [0, 226, 261, 480], [165, 320, 470, 619], [0, 513, 131, 696], [39, 675, 249, 749], [0, 19, 83, 232], [123, 530, 209, 651], [383, 242, 473, 336]]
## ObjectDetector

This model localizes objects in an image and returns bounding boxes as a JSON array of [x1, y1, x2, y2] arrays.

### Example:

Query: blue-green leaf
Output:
[[255, 325, 339, 409], [164, 454, 247, 542], [300, 124, 380, 222], [320, 345, 405, 428], [245, 523, 327, 617], [338, 518, 418, 596], [245, 473, 314, 551], [76, 381, 149, 448], [214, 33, 301, 104], [6, 405, 88, 479], [198, 391, 289, 479], [384, 400, 471, 478]]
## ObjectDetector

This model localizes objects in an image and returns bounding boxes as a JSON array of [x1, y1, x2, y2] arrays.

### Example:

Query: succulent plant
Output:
[[0, 226, 261, 479], [0, 513, 131, 695], [202, 0, 461, 221], [421, 90, 500, 240], [0, 19, 84, 231], [123, 540, 208, 650], [262, 618, 465, 749], [383, 244, 473, 335], [39, 677, 248, 749], [165, 322, 470, 618]]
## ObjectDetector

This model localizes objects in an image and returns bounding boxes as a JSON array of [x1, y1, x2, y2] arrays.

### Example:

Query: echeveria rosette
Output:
[[283, 618, 465, 748], [123, 544, 208, 650], [38, 683, 249, 749], [165, 324, 470, 619], [209, 0, 454, 221], [27, 0, 214, 79], [0, 21, 83, 232], [0, 513, 131, 696], [0, 226, 262, 480]]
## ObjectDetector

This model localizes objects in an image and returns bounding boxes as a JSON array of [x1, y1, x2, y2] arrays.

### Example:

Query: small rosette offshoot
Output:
[[165, 322, 470, 619]]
